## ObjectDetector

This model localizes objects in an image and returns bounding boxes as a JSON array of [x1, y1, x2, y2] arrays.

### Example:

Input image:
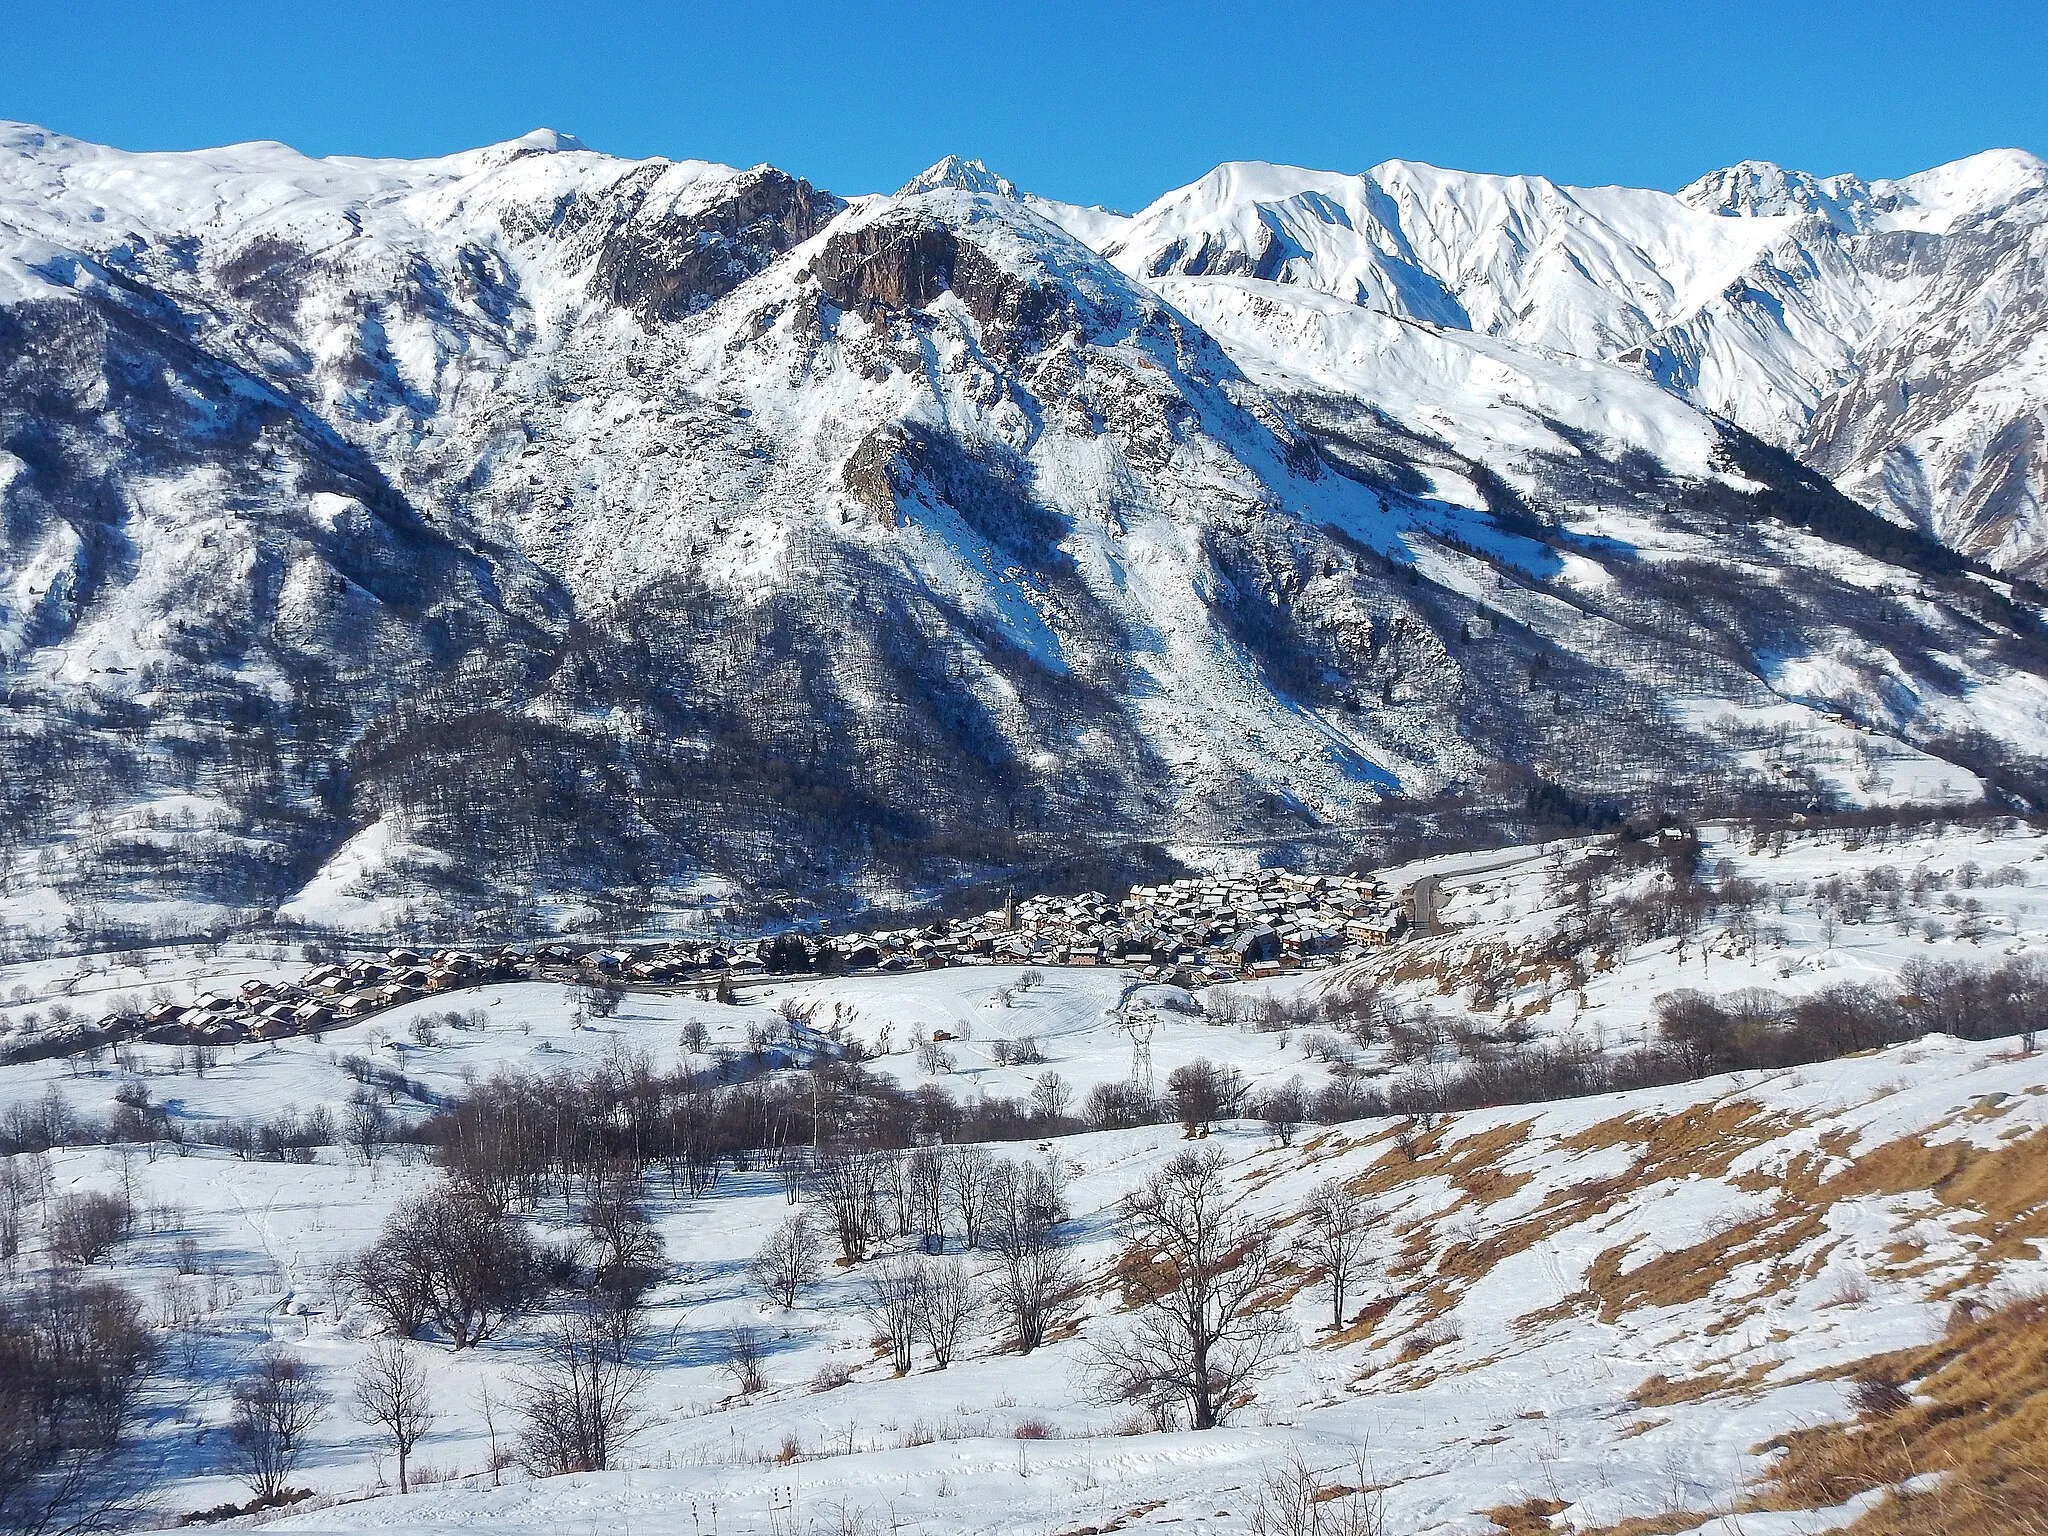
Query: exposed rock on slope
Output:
[[0, 127, 2045, 942]]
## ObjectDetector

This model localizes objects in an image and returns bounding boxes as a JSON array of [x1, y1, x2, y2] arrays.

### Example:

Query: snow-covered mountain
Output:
[[1102, 149, 2048, 573], [1, 123, 2046, 941]]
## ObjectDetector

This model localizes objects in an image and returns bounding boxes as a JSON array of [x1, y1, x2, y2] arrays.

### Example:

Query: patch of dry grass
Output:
[[1754, 1290, 2048, 1534]]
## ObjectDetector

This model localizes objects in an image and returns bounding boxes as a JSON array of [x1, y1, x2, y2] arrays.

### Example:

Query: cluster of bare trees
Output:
[[745, 1147, 1074, 1373], [803, 1143, 1025, 1263], [1658, 955, 2048, 1073], [421, 1050, 1084, 1225], [350, 1183, 545, 1349], [0, 1277, 155, 1536], [340, 1164, 666, 1481], [858, 1254, 980, 1373], [798, 1146, 1064, 1277], [1090, 1151, 1381, 1432]]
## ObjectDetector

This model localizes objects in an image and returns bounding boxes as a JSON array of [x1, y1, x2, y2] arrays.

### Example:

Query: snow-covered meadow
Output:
[[2, 818, 2045, 1535]]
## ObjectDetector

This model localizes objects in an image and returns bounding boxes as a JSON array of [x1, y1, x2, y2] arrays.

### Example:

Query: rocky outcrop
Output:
[[590, 167, 843, 324], [809, 216, 1080, 358]]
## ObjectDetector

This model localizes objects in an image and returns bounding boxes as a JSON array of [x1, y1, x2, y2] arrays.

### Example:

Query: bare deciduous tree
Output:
[[350, 1341, 436, 1495], [986, 1158, 1072, 1354], [942, 1146, 994, 1250], [1298, 1181, 1378, 1331], [48, 1193, 132, 1267], [913, 1256, 980, 1369], [905, 1148, 946, 1252], [1087, 1147, 1285, 1430], [226, 1350, 328, 1502], [514, 1317, 645, 1476], [1253, 1079, 1308, 1148], [0, 1278, 155, 1536], [1030, 1073, 1072, 1125], [355, 1184, 542, 1349], [749, 1213, 824, 1308], [722, 1323, 766, 1395], [807, 1152, 884, 1265], [858, 1256, 922, 1375]]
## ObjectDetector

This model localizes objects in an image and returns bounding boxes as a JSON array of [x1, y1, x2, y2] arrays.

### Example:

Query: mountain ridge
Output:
[[1, 123, 2045, 945]]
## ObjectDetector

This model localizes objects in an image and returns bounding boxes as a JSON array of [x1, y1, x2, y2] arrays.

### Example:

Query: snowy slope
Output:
[[3, 123, 2048, 943], [4, 818, 2045, 1536], [1092, 151, 2048, 576]]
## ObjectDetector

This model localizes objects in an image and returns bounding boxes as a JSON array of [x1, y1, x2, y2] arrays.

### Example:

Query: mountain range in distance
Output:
[[1, 123, 2046, 944]]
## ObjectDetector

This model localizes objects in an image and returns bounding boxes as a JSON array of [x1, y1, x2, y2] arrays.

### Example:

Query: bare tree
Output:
[[350, 1341, 435, 1494], [226, 1350, 328, 1502], [904, 1148, 946, 1252], [722, 1324, 766, 1395], [358, 1184, 542, 1349], [941, 1146, 994, 1250], [807, 1151, 884, 1264], [1253, 1079, 1308, 1148], [579, 1170, 665, 1361], [986, 1158, 1073, 1354], [913, 1257, 980, 1369], [858, 1256, 922, 1375], [749, 1213, 824, 1308], [514, 1316, 645, 1476], [1298, 1181, 1378, 1331], [1163, 1060, 1241, 1136], [1030, 1073, 1072, 1125], [48, 1193, 132, 1267], [0, 1162, 27, 1270], [342, 1091, 389, 1166], [1087, 1147, 1285, 1429]]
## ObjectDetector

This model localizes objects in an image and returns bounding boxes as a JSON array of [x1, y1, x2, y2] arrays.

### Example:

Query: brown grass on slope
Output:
[[1752, 1290, 2048, 1535]]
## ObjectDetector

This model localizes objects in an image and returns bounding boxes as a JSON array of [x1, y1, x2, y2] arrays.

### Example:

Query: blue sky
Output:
[[6, 0, 2043, 210]]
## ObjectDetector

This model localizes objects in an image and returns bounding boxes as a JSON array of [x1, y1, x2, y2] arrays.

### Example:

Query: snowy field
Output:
[[1, 818, 2044, 1535]]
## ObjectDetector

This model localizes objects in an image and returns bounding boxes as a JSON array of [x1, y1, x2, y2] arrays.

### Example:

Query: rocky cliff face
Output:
[[0, 126, 2044, 945]]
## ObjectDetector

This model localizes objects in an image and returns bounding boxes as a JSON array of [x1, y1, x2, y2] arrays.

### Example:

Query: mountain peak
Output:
[[1677, 159, 1875, 231], [897, 155, 1020, 198], [503, 127, 589, 155]]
